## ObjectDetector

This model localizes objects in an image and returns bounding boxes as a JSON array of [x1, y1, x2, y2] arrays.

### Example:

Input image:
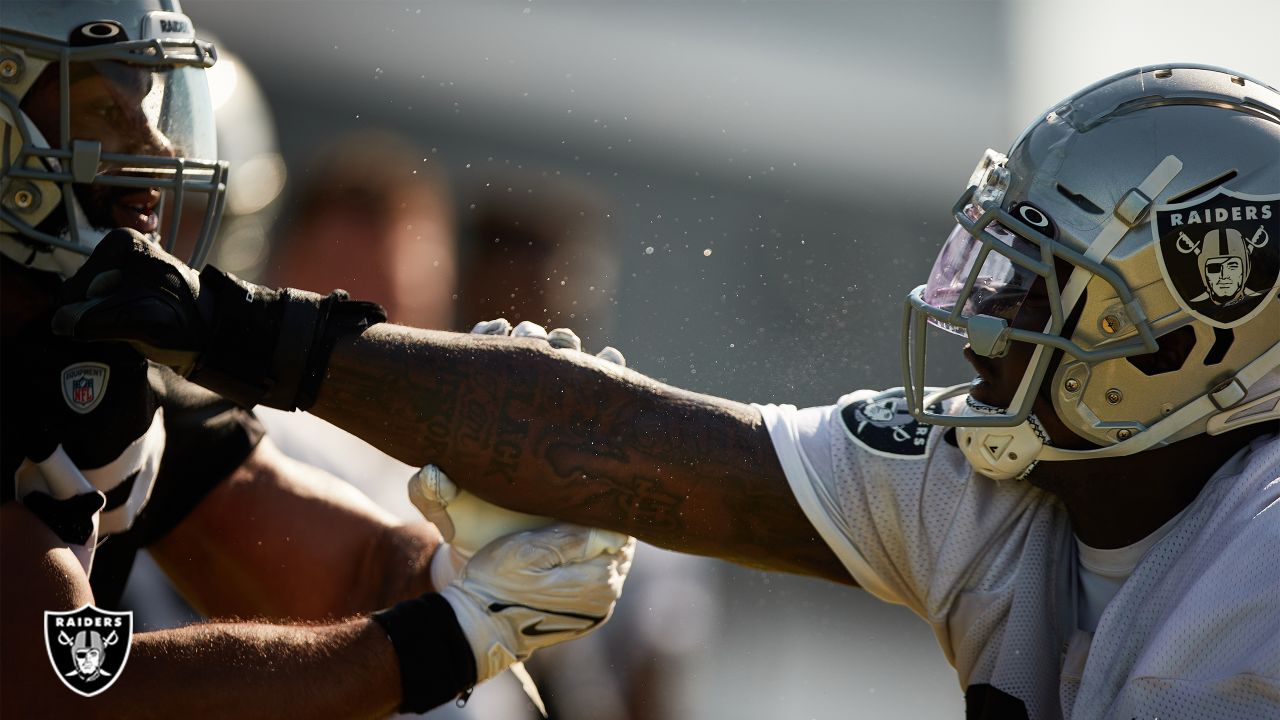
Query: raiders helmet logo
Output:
[[1153, 188, 1279, 329], [44, 605, 134, 697]]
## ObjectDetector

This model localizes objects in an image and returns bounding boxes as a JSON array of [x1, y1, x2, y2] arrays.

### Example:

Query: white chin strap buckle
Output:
[[955, 400, 1049, 481]]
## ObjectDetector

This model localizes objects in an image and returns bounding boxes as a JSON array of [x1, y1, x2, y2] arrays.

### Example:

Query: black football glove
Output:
[[53, 228, 386, 410]]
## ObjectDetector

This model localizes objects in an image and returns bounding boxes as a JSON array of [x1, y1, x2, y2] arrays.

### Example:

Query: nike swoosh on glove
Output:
[[440, 522, 635, 684]]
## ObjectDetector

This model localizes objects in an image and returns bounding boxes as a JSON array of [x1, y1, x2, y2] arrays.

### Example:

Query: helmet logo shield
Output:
[[61, 362, 110, 414], [43, 605, 134, 697], [1154, 189, 1279, 328]]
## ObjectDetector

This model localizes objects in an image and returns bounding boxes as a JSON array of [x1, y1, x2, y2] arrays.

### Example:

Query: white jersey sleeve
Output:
[[755, 388, 1061, 624]]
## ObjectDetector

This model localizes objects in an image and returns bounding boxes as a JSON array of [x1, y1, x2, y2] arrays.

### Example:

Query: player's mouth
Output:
[[963, 345, 1009, 409], [110, 188, 161, 234]]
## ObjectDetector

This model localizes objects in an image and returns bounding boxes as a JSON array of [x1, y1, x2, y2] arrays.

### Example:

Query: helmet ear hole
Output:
[[1126, 325, 1197, 376], [1055, 183, 1105, 215], [1202, 327, 1235, 366]]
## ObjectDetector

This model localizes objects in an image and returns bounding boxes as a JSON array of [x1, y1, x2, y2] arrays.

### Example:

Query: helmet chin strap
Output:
[[955, 396, 1048, 480]]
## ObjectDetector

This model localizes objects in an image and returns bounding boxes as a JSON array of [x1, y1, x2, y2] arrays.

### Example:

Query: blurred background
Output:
[[133, 1, 1280, 717]]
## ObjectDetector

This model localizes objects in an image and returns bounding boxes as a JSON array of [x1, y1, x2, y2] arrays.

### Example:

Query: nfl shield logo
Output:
[[72, 377, 93, 405], [1152, 188, 1280, 329], [44, 605, 134, 697], [60, 362, 110, 414]]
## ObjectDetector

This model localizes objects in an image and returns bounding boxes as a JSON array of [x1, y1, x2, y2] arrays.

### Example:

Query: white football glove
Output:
[[410, 465, 553, 590], [472, 318, 626, 367], [441, 523, 635, 684]]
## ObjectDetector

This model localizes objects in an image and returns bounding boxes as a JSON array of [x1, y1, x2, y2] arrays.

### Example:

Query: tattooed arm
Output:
[[310, 323, 850, 584]]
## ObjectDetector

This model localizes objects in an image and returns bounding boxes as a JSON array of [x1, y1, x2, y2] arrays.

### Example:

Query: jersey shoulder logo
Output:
[[44, 605, 134, 698], [1153, 188, 1279, 329], [839, 390, 938, 458], [61, 362, 110, 415]]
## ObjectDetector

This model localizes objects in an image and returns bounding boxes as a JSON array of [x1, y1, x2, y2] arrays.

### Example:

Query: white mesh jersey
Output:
[[756, 388, 1280, 720]]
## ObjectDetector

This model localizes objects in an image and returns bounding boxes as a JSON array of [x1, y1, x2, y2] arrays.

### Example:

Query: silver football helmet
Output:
[[1, 0, 227, 277], [904, 64, 1280, 479]]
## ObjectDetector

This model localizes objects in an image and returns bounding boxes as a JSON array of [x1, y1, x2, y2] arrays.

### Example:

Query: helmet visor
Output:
[[921, 205, 1039, 336], [125, 62, 217, 165], [24, 58, 218, 171]]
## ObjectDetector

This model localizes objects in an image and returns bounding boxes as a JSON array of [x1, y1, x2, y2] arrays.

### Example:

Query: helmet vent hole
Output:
[[1167, 170, 1239, 205], [1154, 69, 1173, 79], [1126, 325, 1196, 376], [1055, 184, 1104, 214], [1203, 327, 1234, 366]]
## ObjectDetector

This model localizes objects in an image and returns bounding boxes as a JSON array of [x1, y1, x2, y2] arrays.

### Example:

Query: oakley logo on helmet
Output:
[[1013, 202, 1056, 234], [1154, 189, 1279, 328], [44, 605, 134, 697]]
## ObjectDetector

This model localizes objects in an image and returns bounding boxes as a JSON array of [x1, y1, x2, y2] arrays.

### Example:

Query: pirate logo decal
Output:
[[1153, 188, 1279, 328], [61, 362, 110, 415], [44, 605, 133, 697], [840, 390, 940, 457]]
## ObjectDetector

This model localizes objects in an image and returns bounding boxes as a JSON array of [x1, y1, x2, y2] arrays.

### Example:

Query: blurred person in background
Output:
[[270, 132, 456, 328], [459, 176, 619, 342], [257, 130, 458, 520]]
